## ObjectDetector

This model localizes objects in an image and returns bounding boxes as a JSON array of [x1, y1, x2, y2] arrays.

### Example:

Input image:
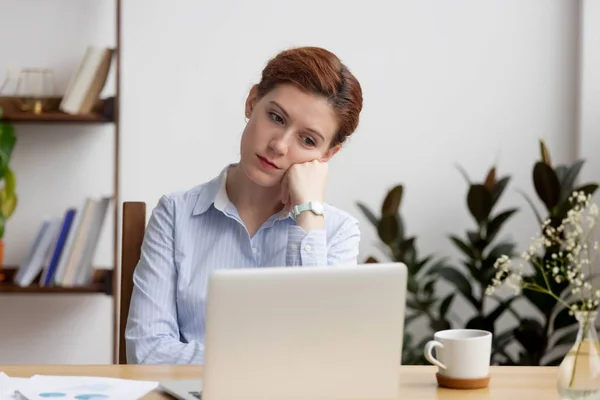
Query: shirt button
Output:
[[252, 247, 258, 254], [304, 245, 312, 252]]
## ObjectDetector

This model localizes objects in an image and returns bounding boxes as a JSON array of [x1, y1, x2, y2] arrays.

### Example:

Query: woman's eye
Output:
[[269, 112, 284, 124], [303, 136, 316, 147]]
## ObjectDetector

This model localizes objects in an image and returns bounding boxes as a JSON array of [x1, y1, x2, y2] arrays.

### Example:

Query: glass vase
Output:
[[557, 310, 600, 400]]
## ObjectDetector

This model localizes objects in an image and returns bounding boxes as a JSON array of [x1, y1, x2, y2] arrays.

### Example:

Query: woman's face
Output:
[[239, 83, 341, 188]]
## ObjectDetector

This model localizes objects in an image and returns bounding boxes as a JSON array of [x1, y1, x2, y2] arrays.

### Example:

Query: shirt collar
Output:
[[192, 164, 291, 221], [192, 165, 231, 216]]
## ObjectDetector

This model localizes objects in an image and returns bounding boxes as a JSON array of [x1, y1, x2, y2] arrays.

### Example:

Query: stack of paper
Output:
[[0, 373, 28, 399], [0, 372, 157, 400]]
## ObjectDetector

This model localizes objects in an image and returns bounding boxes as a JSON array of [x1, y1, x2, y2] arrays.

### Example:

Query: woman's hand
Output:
[[280, 160, 328, 231], [281, 160, 328, 208]]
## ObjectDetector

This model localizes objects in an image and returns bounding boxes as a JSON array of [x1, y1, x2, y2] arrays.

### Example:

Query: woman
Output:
[[125, 46, 364, 364]]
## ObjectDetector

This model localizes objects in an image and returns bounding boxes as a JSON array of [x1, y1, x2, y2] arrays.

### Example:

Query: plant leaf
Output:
[[486, 297, 516, 322], [490, 176, 510, 209], [381, 185, 403, 215], [533, 161, 561, 212], [573, 183, 599, 197], [555, 165, 568, 186], [463, 262, 480, 281], [395, 215, 406, 243], [424, 259, 446, 277], [399, 236, 415, 256], [438, 267, 479, 309], [513, 318, 546, 359], [377, 214, 398, 244], [0, 166, 17, 218], [423, 279, 435, 296], [407, 275, 419, 294], [456, 164, 471, 184], [554, 184, 599, 221], [430, 318, 451, 332], [404, 313, 422, 326], [465, 316, 495, 335], [0, 192, 17, 219], [406, 297, 435, 312], [486, 208, 518, 242], [516, 188, 544, 225], [544, 354, 567, 366], [494, 329, 516, 349], [449, 235, 476, 259], [414, 255, 433, 275], [559, 160, 585, 201], [439, 294, 455, 318], [485, 242, 516, 261], [355, 202, 378, 227], [540, 139, 552, 166], [554, 328, 579, 348], [522, 268, 568, 319], [3, 167, 16, 197], [0, 123, 15, 178], [467, 184, 493, 223], [484, 167, 496, 191], [553, 306, 576, 333], [467, 230, 479, 245]]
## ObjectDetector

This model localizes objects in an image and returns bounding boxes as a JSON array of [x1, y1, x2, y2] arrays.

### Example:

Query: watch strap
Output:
[[291, 201, 324, 220]]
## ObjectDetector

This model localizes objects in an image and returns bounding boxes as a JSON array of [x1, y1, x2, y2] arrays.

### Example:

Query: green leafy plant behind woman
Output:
[[0, 107, 18, 274]]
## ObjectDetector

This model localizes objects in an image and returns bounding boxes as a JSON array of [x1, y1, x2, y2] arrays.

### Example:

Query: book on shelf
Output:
[[59, 45, 114, 115], [13, 196, 113, 288]]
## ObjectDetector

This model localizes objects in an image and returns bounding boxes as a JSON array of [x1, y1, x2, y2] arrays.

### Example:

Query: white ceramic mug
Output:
[[423, 329, 492, 379]]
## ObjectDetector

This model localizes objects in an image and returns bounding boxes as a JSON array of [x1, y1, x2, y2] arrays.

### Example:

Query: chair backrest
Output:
[[118, 201, 147, 364]]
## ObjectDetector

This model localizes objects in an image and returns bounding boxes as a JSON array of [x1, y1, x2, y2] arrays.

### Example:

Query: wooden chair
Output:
[[118, 201, 147, 364]]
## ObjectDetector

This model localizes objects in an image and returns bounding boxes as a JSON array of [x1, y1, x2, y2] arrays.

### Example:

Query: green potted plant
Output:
[[440, 164, 520, 364], [356, 185, 452, 364], [0, 106, 18, 278]]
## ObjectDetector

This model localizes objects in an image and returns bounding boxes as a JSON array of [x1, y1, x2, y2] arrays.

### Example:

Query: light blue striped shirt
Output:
[[125, 165, 360, 364]]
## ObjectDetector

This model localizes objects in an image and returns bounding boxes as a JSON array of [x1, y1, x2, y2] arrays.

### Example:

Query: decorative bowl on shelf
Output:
[[0, 67, 58, 115]]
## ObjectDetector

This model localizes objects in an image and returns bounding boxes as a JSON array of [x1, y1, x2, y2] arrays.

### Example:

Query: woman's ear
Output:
[[245, 84, 259, 118], [321, 144, 342, 162]]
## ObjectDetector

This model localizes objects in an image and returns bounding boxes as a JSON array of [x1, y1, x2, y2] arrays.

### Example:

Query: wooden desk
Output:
[[0, 364, 559, 399]]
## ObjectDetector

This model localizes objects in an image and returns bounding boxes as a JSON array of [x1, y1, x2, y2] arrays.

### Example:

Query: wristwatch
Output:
[[290, 201, 325, 221]]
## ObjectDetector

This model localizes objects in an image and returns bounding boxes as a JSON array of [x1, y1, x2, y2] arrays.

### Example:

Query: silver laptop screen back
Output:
[[201, 263, 407, 400]]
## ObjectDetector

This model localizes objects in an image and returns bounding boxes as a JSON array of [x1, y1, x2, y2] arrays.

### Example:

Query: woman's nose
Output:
[[268, 134, 289, 156]]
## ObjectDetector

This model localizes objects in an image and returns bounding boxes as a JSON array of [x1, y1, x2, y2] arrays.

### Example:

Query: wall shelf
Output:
[[0, 267, 113, 295], [0, 96, 114, 124], [1, 112, 111, 124], [0, 0, 122, 363]]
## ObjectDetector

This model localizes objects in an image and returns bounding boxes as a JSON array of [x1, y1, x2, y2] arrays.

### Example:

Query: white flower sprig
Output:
[[486, 190, 600, 313]]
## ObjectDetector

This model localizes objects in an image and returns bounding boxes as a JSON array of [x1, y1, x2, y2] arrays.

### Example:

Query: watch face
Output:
[[312, 202, 324, 214]]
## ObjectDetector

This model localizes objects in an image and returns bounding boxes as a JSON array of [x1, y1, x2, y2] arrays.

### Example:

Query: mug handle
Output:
[[424, 340, 446, 370]]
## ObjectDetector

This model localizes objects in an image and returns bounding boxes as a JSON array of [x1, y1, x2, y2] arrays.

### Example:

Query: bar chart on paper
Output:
[[0, 373, 157, 399]]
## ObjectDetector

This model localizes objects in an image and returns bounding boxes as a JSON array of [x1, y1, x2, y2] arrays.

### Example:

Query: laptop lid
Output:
[[200, 262, 407, 400]]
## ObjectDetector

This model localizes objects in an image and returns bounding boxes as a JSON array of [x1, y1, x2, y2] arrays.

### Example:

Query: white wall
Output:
[[579, 0, 600, 185], [120, 0, 581, 353], [0, 0, 589, 364]]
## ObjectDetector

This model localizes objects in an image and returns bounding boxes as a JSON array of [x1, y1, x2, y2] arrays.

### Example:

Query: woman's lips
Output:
[[257, 155, 279, 169]]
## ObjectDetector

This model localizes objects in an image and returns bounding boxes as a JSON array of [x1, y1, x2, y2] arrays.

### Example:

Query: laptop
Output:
[[159, 262, 407, 400]]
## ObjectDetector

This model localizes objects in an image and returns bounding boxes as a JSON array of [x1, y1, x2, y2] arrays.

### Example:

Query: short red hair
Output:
[[256, 47, 363, 148]]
